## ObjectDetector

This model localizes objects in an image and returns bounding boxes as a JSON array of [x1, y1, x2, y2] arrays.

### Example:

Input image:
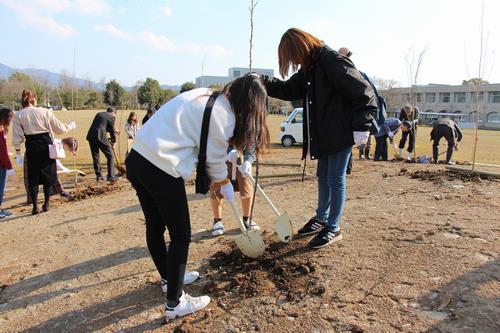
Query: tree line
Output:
[[0, 71, 200, 110]]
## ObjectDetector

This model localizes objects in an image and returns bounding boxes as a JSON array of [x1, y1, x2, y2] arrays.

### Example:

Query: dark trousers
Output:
[[88, 140, 114, 178], [374, 135, 389, 161], [431, 125, 455, 163], [398, 130, 415, 153], [126, 149, 191, 303]]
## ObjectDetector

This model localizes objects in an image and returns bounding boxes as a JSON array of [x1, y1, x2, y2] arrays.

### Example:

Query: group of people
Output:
[[1, 27, 467, 322], [123, 27, 378, 320], [356, 103, 462, 165]]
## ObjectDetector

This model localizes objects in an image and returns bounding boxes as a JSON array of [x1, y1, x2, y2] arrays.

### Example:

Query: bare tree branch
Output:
[[249, 0, 258, 72]]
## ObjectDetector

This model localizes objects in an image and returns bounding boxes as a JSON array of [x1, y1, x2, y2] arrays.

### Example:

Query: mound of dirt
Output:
[[67, 182, 128, 201], [408, 169, 493, 184], [203, 236, 325, 306]]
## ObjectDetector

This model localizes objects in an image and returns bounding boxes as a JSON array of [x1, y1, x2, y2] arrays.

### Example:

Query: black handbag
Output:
[[195, 92, 220, 194]]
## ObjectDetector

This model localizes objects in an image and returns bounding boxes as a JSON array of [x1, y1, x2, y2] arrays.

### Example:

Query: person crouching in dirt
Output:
[[373, 118, 401, 161], [430, 118, 462, 165], [398, 105, 419, 160], [261, 28, 377, 249], [126, 74, 270, 321], [86, 107, 117, 182], [210, 145, 257, 236]]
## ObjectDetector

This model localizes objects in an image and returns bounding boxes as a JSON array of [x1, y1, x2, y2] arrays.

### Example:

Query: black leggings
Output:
[[398, 130, 415, 153], [126, 150, 191, 303]]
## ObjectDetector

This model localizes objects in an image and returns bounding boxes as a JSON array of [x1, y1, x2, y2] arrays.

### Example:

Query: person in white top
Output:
[[124, 111, 140, 158], [12, 89, 76, 215], [126, 74, 270, 321]]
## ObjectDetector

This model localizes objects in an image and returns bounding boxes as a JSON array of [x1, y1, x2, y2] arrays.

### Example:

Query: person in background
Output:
[[126, 75, 270, 321], [398, 104, 419, 160], [0, 105, 14, 218], [210, 145, 257, 236], [430, 118, 463, 165], [373, 118, 402, 161], [125, 111, 140, 158], [142, 107, 156, 125], [12, 89, 76, 215], [262, 28, 377, 249], [86, 107, 117, 182], [24, 137, 77, 203], [55, 137, 79, 175]]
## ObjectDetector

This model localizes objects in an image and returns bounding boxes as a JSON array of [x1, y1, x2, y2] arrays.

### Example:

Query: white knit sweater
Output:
[[132, 88, 235, 182]]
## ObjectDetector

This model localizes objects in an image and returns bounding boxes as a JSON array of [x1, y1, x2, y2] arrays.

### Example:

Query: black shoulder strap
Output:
[[198, 92, 220, 162]]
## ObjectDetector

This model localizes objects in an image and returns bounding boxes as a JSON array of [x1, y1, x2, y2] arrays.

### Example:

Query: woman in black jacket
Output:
[[262, 28, 377, 249]]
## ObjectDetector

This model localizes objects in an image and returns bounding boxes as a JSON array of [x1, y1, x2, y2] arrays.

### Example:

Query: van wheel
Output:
[[281, 135, 295, 147]]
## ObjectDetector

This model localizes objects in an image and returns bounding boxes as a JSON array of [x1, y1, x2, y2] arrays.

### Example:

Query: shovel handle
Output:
[[248, 175, 280, 216], [231, 162, 236, 181], [228, 199, 248, 234]]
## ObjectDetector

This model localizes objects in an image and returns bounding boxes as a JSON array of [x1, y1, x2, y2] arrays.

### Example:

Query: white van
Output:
[[279, 108, 303, 147]]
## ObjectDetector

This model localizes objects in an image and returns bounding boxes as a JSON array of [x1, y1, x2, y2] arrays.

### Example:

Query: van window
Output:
[[293, 112, 303, 123]]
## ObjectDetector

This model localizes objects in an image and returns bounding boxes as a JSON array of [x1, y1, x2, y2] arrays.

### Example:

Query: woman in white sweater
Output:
[[126, 74, 270, 321]]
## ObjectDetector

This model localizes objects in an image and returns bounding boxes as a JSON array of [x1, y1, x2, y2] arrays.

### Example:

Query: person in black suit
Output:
[[86, 107, 117, 181]]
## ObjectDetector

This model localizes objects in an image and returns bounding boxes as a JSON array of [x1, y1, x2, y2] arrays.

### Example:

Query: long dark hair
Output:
[[0, 106, 14, 133], [127, 111, 138, 125], [278, 28, 324, 78], [222, 74, 270, 154]]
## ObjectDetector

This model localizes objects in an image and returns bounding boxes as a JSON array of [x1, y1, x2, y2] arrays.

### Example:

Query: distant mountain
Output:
[[161, 84, 181, 92], [0, 62, 180, 92], [0, 62, 100, 88]]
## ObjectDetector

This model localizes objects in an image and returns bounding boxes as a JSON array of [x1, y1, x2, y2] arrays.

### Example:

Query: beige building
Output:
[[384, 83, 500, 129]]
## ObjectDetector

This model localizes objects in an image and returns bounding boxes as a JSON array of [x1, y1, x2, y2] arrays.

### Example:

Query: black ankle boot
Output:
[[32, 206, 39, 215], [42, 202, 50, 212]]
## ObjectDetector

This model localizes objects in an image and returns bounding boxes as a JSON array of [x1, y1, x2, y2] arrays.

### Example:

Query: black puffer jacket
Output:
[[263, 45, 377, 159]]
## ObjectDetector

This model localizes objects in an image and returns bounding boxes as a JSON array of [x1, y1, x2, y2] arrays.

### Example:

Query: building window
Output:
[[489, 91, 500, 103], [233, 70, 241, 77], [403, 93, 410, 102], [470, 92, 484, 103], [487, 112, 500, 123], [439, 93, 450, 103], [426, 93, 436, 103], [454, 92, 466, 103], [416, 93, 422, 103]]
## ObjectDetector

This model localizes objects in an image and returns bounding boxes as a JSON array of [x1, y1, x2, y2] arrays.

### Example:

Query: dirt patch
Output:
[[67, 182, 128, 201], [203, 236, 324, 306], [398, 168, 495, 184]]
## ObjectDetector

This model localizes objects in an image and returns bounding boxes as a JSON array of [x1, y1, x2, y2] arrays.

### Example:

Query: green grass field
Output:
[[9, 111, 500, 175]]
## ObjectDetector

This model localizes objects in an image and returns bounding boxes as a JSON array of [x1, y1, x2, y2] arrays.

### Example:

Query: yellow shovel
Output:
[[248, 175, 293, 243], [228, 198, 265, 258]]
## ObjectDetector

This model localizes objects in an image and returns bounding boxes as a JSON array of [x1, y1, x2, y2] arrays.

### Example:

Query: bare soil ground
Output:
[[0, 150, 499, 333]]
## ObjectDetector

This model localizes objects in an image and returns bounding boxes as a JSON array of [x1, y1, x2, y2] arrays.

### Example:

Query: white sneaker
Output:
[[243, 219, 260, 231], [165, 292, 210, 321], [161, 271, 200, 293], [211, 221, 224, 236]]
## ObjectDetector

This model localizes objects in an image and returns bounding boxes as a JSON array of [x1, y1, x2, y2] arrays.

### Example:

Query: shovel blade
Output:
[[234, 229, 265, 258], [273, 212, 293, 243]]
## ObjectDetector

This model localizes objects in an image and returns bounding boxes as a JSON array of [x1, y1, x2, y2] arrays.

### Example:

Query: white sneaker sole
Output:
[[165, 296, 210, 321], [309, 234, 343, 249], [211, 229, 224, 236]]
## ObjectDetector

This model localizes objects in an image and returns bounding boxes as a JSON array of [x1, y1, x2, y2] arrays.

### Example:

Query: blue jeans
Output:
[[0, 168, 6, 207], [315, 146, 352, 232]]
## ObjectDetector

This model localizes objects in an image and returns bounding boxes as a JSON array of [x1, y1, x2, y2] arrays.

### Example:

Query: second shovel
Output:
[[248, 175, 293, 243]]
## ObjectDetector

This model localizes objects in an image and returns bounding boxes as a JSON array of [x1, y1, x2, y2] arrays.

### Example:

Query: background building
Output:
[[196, 67, 274, 88], [383, 83, 500, 129]]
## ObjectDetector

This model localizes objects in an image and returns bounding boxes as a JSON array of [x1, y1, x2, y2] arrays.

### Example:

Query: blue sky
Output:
[[1, 0, 499, 87]]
